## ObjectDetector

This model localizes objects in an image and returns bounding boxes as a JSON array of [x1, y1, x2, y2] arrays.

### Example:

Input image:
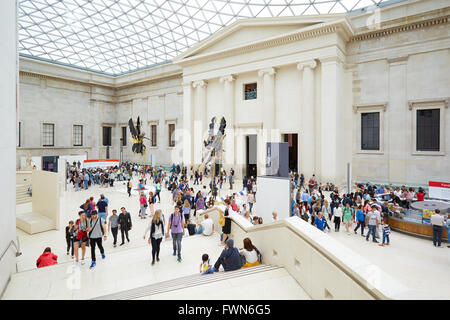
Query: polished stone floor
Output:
[[6, 175, 450, 299]]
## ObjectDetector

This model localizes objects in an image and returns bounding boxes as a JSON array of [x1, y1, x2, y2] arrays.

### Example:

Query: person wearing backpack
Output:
[[165, 206, 185, 262], [239, 238, 261, 268], [155, 181, 161, 203], [87, 210, 107, 269]]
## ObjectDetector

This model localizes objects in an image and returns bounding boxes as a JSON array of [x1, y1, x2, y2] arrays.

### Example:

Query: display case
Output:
[[381, 199, 450, 240]]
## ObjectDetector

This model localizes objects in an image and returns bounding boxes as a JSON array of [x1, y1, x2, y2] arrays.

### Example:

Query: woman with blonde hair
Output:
[[143, 209, 164, 265], [182, 199, 191, 222]]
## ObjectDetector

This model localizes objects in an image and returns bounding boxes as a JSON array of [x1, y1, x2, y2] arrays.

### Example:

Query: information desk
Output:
[[385, 200, 450, 240]]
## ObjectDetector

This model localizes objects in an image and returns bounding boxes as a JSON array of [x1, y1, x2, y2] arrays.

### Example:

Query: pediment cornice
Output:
[[174, 18, 354, 66]]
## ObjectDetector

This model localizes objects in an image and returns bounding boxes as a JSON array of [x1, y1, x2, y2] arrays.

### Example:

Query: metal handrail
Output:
[[0, 237, 22, 262]]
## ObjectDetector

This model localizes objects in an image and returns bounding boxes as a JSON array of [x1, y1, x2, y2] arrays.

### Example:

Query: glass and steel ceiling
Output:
[[18, 0, 391, 76]]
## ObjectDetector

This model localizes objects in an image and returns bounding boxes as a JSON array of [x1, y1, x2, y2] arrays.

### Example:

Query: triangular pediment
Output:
[[174, 15, 345, 62]]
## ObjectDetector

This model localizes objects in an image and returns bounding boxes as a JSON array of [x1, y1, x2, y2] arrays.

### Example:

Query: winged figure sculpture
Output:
[[128, 116, 149, 155]]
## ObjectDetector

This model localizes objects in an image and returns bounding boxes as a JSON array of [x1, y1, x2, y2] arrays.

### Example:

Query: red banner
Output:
[[429, 181, 450, 188]]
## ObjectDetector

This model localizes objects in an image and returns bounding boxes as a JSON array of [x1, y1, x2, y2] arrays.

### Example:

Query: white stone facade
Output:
[[17, 0, 450, 186], [17, 61, 184, 168]]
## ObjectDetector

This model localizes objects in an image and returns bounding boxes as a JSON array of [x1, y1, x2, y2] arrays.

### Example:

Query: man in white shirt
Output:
[[431, 209, 445, 247], [201, 186, 208, 199], [333, 204, 343, 232], [196, 213, 214, 236], [365, 205, 380, 243]]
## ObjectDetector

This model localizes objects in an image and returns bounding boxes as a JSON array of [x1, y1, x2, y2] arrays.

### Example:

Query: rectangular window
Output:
[[361, 112, 380, 150], [42, 123, 54, 147], [73, 125, 83, 146], [102, 126, 112, 146], [244, 83, 257, 100], [168, 123, 175, 147], [121, 127, 127, 146], [417, 109, 440, 151], [151, 124, 157, 147]]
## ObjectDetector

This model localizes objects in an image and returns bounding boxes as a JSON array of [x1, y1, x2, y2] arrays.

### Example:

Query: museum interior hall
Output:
[[1, 0, 449, 301]]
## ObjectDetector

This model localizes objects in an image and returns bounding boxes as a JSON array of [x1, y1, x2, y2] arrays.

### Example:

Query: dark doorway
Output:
[[42, 156, 59, 172], [283, 133, 298, 172], [246, 135, 257, 178]]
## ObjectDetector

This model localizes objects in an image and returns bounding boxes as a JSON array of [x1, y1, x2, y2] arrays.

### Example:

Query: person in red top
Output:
[[230, 199, 239, 212], [36, 247, 58, 268], [416, 188, 425, 201]]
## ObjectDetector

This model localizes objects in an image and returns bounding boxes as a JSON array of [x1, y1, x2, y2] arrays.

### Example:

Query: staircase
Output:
[[16, 184, 32, 205], [2, 232, 310, 300], [92, 264, 282, 300]]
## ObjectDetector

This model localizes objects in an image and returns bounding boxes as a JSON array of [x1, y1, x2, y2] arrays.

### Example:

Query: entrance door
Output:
[[42, 156, 59, 172], [246, 135, 257, 178], [283, 134, 298, 172]]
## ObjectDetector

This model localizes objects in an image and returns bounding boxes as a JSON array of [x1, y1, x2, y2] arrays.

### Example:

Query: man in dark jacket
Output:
[[214, 239, 242, 272], [118, 207, 132, 245]]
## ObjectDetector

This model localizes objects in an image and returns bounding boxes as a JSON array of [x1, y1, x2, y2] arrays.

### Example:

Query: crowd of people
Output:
[[37, 164, 449, 273], [58, 162, 258, 270]]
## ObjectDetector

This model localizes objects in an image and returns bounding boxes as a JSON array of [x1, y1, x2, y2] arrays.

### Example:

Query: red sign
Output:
[[84, 159, 120, 163], [429, 181, 450, 188]]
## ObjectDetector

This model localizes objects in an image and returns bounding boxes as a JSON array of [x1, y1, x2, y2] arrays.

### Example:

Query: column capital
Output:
[[258, 67, 276, 77], [219, 75, 235, 84], [182, 81, 192, 88], [192, 80, 207, 88], [297, 60, 317, 71], [319, 56, 343, 65]]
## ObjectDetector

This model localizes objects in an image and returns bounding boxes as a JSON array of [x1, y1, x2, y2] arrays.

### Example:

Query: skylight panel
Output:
[[18, 0, 391, 75]]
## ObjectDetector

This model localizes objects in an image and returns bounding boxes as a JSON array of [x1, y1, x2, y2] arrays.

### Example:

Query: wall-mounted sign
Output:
[[428, 181, 450, 201], [83, 159, 120, 169]]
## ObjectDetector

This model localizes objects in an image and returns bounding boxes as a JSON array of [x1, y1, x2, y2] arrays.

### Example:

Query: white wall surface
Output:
[[0, 0, 18, 296], [256, 176, 291, 222]]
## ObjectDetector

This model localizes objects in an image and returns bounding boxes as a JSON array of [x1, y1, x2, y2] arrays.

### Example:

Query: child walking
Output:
[[379, 219, 391, 246]]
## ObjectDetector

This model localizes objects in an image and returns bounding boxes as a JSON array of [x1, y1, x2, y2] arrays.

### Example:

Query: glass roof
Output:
[[18, 0, 390, 76]]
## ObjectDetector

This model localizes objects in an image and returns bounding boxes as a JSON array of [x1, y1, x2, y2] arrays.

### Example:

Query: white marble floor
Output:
[[326, 226, 450, 299], [15, 176, 250, 273], [8, 176, 450, 300]]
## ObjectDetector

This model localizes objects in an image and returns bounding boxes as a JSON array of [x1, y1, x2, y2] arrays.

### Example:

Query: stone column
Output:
[[0, 0, 17, 294], [192, 80, 207, 166], [182, 82, 192, 166], [258, 67, 276, 132], [158, 94, 166, 164], [90, 99, 101, 159], [114, 121, 120, 160], [193, 80, 207, 130], [219, 75, 235, 170], [258, 67, 276, 175], [387, 56, 408, 184], [297, 60, 317, 180], [320, 57, 344, 184]]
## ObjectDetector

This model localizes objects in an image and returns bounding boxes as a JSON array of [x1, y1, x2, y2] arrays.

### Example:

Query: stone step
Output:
[[92, 264, 281, 300]]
